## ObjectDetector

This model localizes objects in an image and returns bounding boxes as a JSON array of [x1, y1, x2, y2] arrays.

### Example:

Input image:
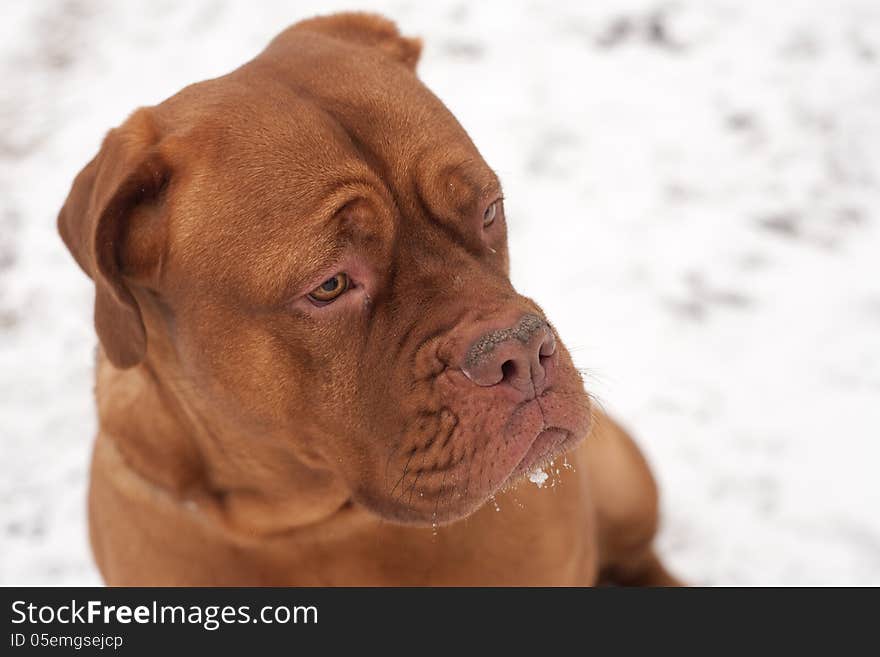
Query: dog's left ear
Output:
[[58, 108, 170, 369], [289, 12, 422, 70]]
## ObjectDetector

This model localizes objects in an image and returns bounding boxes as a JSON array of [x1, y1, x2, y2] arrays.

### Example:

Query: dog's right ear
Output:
[[58, 108, 169, 369]]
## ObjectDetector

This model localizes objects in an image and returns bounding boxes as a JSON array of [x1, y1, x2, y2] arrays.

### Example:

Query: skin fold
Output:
[[58, 12, 680, 586]]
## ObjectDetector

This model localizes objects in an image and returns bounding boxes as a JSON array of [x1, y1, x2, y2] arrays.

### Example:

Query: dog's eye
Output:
[[483, 201, 498, 228], [307, 273, 349, 304]]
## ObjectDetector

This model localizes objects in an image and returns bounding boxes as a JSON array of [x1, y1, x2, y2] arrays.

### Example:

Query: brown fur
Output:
[[59, 12, 679, 586]]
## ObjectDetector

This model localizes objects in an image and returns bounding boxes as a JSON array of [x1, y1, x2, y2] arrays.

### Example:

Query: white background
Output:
[[1, 0, 879, 585]]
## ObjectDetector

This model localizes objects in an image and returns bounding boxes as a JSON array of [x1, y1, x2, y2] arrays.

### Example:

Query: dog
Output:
[[58, 12, 679, 585]]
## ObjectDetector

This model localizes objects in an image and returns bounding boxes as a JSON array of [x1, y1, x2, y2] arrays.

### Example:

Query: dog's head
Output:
[[58, 13, 591, 525]]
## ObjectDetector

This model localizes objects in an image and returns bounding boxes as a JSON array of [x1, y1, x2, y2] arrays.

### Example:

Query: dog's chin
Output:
[[356, 402, 590, 527], [504, 426, 578, 485]]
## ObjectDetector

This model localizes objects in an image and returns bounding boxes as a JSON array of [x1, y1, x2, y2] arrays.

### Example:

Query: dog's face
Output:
[[59, 14, 591, 525]]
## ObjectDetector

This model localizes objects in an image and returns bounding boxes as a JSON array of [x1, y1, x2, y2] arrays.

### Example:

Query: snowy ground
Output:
[[2, 0, 879, 586]]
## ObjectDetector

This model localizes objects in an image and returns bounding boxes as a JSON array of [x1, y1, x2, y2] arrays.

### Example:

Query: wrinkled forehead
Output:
[[161, 84, 389, 299], [256, 31, 500, 209], [161, 42, 498, 302], [263, 32, 456, 142], [171, 83, 381, 229]]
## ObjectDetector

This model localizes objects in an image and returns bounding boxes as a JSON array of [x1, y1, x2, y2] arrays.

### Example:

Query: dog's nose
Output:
[[461, 314, 556, 396]]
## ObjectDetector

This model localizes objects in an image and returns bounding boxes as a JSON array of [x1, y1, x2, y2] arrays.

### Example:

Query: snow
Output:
[[528, 468, 549, 489], [2, 0, 879, 585]]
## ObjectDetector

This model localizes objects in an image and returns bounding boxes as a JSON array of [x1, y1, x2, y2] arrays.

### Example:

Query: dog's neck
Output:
[[94, 350, 352, 538]]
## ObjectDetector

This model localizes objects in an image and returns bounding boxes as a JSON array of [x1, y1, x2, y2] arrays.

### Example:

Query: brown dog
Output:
[[58, 12, 679, 586]]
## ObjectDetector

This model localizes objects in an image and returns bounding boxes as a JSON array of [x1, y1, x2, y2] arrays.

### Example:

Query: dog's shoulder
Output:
[[578, 410, 660, 560]]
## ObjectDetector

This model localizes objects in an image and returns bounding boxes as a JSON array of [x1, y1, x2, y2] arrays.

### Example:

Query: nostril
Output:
[[461, 316, 555, 392], [538, 331, 556, 364], [500, 359, 518, 384]]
